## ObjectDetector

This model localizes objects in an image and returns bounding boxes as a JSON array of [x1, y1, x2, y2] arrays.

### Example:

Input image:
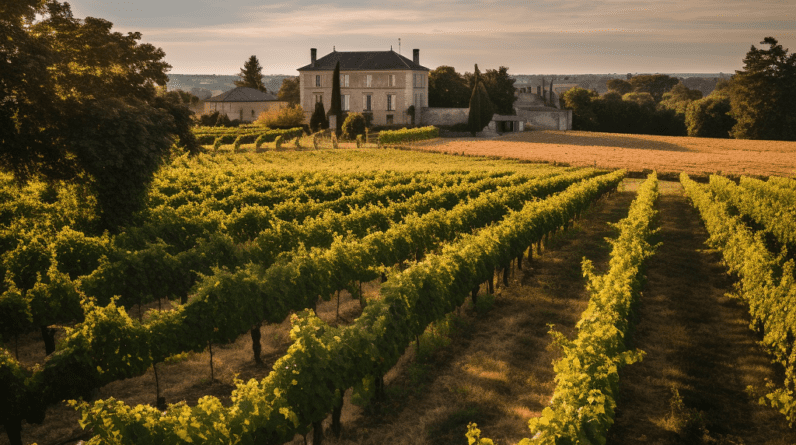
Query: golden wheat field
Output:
[[412, 130, 796, 178]]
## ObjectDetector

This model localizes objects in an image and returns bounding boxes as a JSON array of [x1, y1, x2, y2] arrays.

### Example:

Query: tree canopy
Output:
[[628, 74, 680, 101], [728, 37, 796, 140], [328, 61, 342, 134], [234, 55, 268, 92], [278, 76, 300, 106], [481, 66, 517, 115], [428, 66, 470, 108], [467, 65, 495, 136], [0, 0, 197, 230], [606, 79, 633, 95]]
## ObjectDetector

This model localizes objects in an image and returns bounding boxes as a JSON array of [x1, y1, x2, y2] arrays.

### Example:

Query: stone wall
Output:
[[419, 107, 469, 126], [518, 109, 572, 131], [421, 107, 572, 131]]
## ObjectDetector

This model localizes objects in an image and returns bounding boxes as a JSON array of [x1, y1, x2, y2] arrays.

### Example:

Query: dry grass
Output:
[[312, 189, 637, 445], [607, 187, 796, 445], [410, 130, 796, 179]]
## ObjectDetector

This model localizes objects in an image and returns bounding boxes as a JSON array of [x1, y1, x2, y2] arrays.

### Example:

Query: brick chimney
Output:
[[311, 48, 317, 67], [413, 49, 419, 64]]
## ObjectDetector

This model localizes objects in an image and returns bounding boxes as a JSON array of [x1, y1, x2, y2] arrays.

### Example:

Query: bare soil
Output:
[[315, 188, 637, 445], [607, 184, 796, 445]]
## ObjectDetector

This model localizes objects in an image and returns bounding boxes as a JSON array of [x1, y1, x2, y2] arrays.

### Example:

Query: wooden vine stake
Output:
[[153, 362, 166, 410], [251, 321, 263, 365], [208, 340, 215, 381]]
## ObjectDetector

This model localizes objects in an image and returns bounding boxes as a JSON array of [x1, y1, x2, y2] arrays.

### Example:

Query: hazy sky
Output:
[[67, 0, 796, 76]]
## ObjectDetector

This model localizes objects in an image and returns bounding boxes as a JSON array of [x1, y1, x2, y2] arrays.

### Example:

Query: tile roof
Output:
[[297, 50, 429, 72], [206, 86, 279, 102]]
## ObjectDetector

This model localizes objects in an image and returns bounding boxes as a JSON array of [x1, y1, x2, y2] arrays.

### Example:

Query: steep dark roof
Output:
[[206, 87, 279, 102], [297, 50, 429, 71]]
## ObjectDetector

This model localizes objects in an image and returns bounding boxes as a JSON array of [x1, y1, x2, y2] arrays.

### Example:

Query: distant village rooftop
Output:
[[206, 86, 279, 102]]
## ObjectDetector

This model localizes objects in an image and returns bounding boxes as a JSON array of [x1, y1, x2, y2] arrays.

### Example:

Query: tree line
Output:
[[561, 37, 796, 140]]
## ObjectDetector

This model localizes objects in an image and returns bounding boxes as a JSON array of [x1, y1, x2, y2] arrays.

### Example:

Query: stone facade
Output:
[[297, 49, 429, 126], [204, 87, 288, 122], [517, 108, 572, 130], [204, 100, 287, 122]]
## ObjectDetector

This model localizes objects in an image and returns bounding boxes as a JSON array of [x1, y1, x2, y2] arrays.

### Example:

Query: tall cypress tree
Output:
[[234, 55, 267, 92], [468, 64, 495, 136], [328, 61, 342, 134]]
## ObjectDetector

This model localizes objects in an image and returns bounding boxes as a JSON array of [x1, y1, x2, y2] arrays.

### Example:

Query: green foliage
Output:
[[622, 91, 656, 108], [681, 172, 796, 424], [429, 66, 471, 108], [378, 126, 440, 144], [519, 172, 659, 444], [310, 101, 329, 133], [481, 66, 517, 115], [254, 104, 305, 128], [232, 136, 243, 153], [628, 74, 680, 101], [606, 79, 632, 95], [562, 87, 600, 131], [329, 61, 342, 134], [234, 55, 267, 92], [73, 170, 624, 443], [274, 135, 284, 150], [685, 95, 735, 138], [728, 37, 796, 141], [278, 76, 300, 106], [659, 83, 703, 115], [341, 112, 367, 140], [467, 65, 495, 136], [0, 1, 194, 231]]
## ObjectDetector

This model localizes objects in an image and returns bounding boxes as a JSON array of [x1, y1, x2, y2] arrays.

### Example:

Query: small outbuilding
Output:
[[204, 87, 288, 122]]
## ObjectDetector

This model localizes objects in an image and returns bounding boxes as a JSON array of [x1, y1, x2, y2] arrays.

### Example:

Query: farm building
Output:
[[204, 87, 288, 122], [297, 47, 430, 126]]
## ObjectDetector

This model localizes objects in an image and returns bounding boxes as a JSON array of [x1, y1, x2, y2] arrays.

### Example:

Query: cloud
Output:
[[71, 0, 796, 74]]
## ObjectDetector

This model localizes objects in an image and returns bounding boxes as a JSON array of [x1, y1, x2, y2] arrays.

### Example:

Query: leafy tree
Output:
[[606, 79, 632, 95], [328, 61, 342, 134], [310, 101, 329, 132], [278, 76, 300, 106], [622, 92, 656, 109], [234, 55, 267, 92], [428, 66, 470, 108], [728, 37, 796, 140], [481, 66, 517, 115], [0, 0, 197, 231], [561, 87, 599, 131], [341, 113, 367, 140], [467, 65, 495, 136], [659, 83, 703, 115], [686, 94, 735, 138], [628, 74, 679, 101]]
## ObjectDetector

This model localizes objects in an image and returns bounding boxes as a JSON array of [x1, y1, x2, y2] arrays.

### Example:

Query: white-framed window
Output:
[[363, 94, 372, 111], [388, 74, 396, 87], [387, 94, 396, 111], [413, 74, 418, 87], [342, 94, 350, 111], [366, 75, 372, 87], [315, 75, 321, 87], [340, 74, 349, 87]]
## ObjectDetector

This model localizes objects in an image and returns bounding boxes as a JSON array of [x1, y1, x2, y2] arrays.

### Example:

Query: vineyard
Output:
[[1, 147, 796, 444]]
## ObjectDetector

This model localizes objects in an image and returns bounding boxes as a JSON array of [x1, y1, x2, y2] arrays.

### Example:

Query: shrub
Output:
[[310, 101, 328, 132], [232, 136, 242, 153], [274, 135, 283, 150], [255, 104, 305, 128], [378, 126, 439, 144], [341, 112, 367, 140], [213, 137, 223, 152]]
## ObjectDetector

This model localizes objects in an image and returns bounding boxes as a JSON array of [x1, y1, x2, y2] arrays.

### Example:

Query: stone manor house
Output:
[[297, 48, 429, 126]]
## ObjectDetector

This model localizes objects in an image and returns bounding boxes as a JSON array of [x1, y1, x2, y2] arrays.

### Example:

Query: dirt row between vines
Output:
[[315, 187, 638, 445], [608, 185, 796, 445]]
